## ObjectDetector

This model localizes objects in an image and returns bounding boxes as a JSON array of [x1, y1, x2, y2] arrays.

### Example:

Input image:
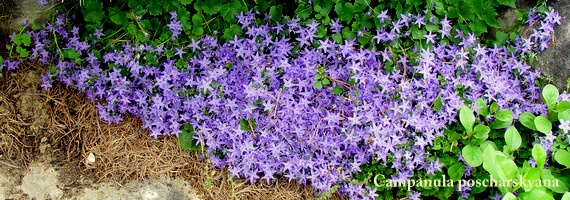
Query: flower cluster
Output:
[[2, 5, 561, 199]]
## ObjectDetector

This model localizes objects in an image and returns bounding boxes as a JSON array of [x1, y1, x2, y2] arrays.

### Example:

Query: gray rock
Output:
[[532, 0, 570, 91], [490, 0, 569, 91], [1, 0, 54, 34]]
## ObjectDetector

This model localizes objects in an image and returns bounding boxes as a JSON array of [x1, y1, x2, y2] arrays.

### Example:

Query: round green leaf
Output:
[[542, 84, 559, 110], [494, 155, 519, 192], [554, 101, 570, 112], [462, 144, 483, 167], [519, 112, 537, 131], [490, 103, 499, 114], [502, 192, 517, 200], [494, 109, 513, 121], [476, 98, 488, 117], [519, 190, 554, 200], [562, 192, 570, 200], [523, 168, 541, 191], [559, 110, 570, 121], [490, 119, 511, 129], [447, 162, 465, 181], [534, 116, 552, 133], [473, 124, 490, 139], [542, 170, 569, 194], [554, 150, 570, 168], [505, 126, 521, 152]]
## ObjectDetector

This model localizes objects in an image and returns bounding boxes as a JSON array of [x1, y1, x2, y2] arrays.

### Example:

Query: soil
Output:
[[0, 0, 566, 200], [0, 66, 203, 200]]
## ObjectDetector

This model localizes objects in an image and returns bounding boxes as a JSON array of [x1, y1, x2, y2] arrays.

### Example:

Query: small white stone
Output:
[[87, 153, 96, 163]]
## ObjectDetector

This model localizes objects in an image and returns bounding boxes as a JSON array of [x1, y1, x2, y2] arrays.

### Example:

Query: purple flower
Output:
[[37, 0, 49, 7], [330, 18, 343, 33], [408, 191, 421, 200], [93, 29, 105, 39], [376, 9, 389, 22], [167, 13, 182, 41]]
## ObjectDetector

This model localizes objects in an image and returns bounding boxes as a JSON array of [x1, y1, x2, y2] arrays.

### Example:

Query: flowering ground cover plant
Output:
[[2, 0, 569, 199]]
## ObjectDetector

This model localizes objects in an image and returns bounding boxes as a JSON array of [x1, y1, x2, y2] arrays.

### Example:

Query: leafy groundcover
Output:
[[2, 0, 569, 199]]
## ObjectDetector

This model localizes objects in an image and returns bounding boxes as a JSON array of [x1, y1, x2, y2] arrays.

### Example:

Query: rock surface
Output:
[[492, 0, 569, 90], [1, 0, 53, 34], [0, 162, 203, 200], [532, 0, 570, 91]]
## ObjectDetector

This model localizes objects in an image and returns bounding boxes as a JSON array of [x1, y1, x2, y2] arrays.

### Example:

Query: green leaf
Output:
[[519, 112, 537, 131], [192, 25, 204, 35], [110, 11, 129, 25], [240, 118, 257, 131], [490, 103, 499, 114], [269, 6, 283, 21], [15, 46, 29, 58], [502, 192, 517, 200], [63, 49, 80, 59], [460, 105, 475, 134], [192, 14, 204, 24], [554, 150, 570, 168], [468, 0, 485, 19], [313, 81, 322, 89], [497, 0, 516, 8], [462, 144, 483, 167], [20, 33, 31, 47], [178, 124, 200, 150], [83, 1, 105, 24], [543, 84, 559, 111], [562, 192, 570, 200], [554, 101, 570, 112], [482, 145, 497, 172], [494, 109, 514, 121], [496, 154, 519, 180], [447, 162, 465, 181], [459, 3, 475, 20], [477, 98, 488, 117], [542, 170, 569, 193], [490, 119, 511, 129], [222, 24, 242, 41], [482, 147, 517, 194], [532, 144, 546, 169], [147, 0, 162, 16], [447, 6, 460, 18], [519, 190, 554, 200], [534, 116, 552, 133], [505, 126, 521, 152], [332, 85, 343, 95], [482, 6, 501, 28], [495, 31, 508, 47], [295, 4, 312, 20], [203, 0, 222, 15], [473, 124, 490, 140], [179, 0, 193, 5], [139, 19, 152, 30], [523, 168, 541, 191], [334, 2, 354, 22], [433, 96, 443, 111], [220, 2, 245, 23], [314, 0, 333, 16], [480, 140, 498, 153], [559, 110, 570, 121], [469, 18, 488, 34], [322, 78, 330, 85], [11, 34, 22, 45]]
